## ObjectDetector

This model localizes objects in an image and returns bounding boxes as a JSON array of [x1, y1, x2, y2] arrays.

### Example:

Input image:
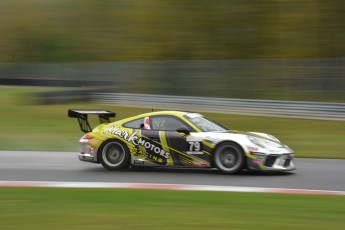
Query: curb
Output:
[[1, 181, 344, 196]]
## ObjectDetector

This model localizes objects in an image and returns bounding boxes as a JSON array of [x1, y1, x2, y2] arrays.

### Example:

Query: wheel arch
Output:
[[210, 140, 246, 168], [96, 138, 130, 163]]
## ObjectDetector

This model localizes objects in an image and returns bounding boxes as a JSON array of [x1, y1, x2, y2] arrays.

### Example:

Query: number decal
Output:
[[188, 141, 201, 152]]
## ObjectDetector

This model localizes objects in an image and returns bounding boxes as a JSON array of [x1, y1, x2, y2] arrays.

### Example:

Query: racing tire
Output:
[[99, 140, 131, 171], [213, 142, 245, 174]]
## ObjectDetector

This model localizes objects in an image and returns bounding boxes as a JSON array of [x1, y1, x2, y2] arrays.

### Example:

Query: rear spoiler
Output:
[[68, 109, 116, 133]]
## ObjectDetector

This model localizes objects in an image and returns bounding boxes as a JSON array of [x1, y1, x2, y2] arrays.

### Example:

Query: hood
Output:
[[191, 130, 281, 146]]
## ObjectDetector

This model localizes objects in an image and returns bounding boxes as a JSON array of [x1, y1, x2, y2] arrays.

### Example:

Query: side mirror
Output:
[[176, 127, 190, 135]]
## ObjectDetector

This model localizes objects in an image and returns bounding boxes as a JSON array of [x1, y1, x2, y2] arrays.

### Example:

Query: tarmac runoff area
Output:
[[0, 151, 345, 195]]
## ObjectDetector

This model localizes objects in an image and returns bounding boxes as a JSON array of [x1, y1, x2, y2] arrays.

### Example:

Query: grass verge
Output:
[[0, 187, 345, 230], [0, 87, 344, 158]]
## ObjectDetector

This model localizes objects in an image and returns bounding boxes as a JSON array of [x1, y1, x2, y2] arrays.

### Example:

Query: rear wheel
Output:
[[213, 142, 245, 174], [99, 140, 131, 171]]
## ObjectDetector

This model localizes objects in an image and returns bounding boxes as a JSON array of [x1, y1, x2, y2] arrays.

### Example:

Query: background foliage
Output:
[[1, 0, 344, 62], [0, 1, 344, 100]]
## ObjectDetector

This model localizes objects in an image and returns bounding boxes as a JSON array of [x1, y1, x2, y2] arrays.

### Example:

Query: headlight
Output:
[[267, 134, 280, 143], [248, 136, 283, 149]]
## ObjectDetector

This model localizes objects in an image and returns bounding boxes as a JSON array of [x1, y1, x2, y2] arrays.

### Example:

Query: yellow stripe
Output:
[[159, 131, 174, 165], [245, 152, 264, 170], [143, 133, 199, 166], [202, 140, 215, 149], [181, 159, 193, 165], [190, 155, 207, 163], [142, 133, 191, 158], [156, 134, 195, 160], [245, 152, 256, 159], [159, 131, 169, 151], [202, 150, 211, 155]]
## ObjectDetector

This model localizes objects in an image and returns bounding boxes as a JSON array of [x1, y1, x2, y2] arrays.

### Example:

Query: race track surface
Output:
[[1, 151, 344, 191]]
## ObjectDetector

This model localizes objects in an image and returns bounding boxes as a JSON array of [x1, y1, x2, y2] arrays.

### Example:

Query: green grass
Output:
[[0, 87, 345, 158], [0, 187, 344, 230]]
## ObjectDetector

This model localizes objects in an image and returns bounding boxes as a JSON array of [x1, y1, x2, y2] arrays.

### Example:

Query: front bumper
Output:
[[246, 153, 296, 171]]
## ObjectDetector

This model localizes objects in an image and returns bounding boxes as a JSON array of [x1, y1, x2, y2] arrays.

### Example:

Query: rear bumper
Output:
[[78, 143, 99, 163]]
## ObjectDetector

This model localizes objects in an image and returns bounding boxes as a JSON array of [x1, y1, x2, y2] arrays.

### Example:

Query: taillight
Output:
[[82, 134, 94, 140]]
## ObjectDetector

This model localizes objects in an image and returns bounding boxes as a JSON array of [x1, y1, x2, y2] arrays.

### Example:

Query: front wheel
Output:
[[99, 140, 131, 171], [213, 142, 245, 174]]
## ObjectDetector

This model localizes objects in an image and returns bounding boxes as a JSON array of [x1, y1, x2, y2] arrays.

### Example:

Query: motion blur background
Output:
[[1, 0, 344, 101], [1, 3, 345, 230]]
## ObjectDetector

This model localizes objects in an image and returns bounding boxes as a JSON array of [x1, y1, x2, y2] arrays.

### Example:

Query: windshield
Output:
[[184, 113, 228, 132]]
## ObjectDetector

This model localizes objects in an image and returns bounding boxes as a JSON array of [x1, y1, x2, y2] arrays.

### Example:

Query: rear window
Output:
[[123, 118, 144, 129]]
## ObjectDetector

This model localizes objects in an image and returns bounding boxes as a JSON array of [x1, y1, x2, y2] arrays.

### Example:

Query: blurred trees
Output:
[[0, 0, 344, 101], [1, 0, 344, 62]]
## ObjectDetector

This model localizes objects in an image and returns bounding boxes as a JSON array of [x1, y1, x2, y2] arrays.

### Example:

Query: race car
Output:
[[68, 109, 296, 174]]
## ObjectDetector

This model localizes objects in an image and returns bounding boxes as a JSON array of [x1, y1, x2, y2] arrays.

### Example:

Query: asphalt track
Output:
[[1, 151, 345, 192]]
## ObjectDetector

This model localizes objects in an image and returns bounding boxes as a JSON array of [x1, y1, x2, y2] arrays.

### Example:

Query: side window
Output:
[[123, 118, 144, 129], [151, 116, 190, 131]]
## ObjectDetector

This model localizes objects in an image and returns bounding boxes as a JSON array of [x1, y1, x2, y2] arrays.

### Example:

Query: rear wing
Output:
[[68, 109, 116, 133]]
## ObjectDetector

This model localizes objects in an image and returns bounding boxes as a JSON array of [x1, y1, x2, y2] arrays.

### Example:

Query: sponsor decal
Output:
[[249, 147, 260, 153], [193, 162, 208, 167], [252, 158, 263, 164], [134, 160, 145, 165], [103, 126, 170, 160], [88, 147, 96, 154]]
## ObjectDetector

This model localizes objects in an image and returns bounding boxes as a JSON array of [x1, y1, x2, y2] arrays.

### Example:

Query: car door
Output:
[[144, 115, 198, 167], [123, 115, 211, 167], [122, 116, 173, 166]]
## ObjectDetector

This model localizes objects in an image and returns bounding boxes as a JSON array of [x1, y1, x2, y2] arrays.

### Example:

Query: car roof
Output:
[[137, 111, 190, 117], [116, 111, 196, 125]]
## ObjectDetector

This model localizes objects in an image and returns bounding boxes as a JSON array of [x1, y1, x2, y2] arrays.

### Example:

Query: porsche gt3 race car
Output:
[[68, 109, 296, 174]]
